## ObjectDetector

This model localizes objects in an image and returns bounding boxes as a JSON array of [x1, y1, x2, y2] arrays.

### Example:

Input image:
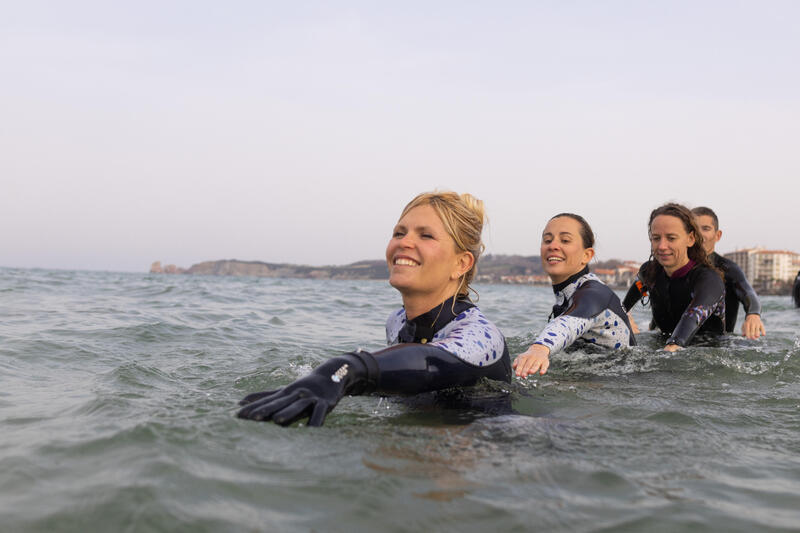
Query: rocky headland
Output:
[[149, 255, 629, 284], [150, 259, 390, 280]]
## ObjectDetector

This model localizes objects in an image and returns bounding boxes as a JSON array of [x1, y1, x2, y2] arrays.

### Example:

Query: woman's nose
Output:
[[398, 233, 415, 248]]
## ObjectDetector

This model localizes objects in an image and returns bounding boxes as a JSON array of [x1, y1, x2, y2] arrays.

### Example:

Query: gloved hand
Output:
[[236, 355, 369, 426]]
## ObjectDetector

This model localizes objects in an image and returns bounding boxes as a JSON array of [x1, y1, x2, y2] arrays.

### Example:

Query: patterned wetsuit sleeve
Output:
[[533, 315, 593, 354], [667, 268, 725, 347], [533, 280, 632, 354], [725, 262, 761, 316]]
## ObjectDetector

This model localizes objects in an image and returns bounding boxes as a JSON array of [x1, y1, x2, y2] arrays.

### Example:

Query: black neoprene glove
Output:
[[237, 343, 510, 427], [236, 353, 372, 426]]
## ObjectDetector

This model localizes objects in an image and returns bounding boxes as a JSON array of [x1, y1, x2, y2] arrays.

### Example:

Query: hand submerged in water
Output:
[[742, 313, 766, 340], [237, 356, 367, 426], [513, 343, 551, 377]]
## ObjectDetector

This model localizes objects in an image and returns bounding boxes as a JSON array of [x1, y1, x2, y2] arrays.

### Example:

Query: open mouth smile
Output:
[[393, 257, 419, 266]]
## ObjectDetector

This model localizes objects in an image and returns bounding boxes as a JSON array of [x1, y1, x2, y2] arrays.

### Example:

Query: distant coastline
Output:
[[149, 256, 636, 289], [150, 256, 797, 295]]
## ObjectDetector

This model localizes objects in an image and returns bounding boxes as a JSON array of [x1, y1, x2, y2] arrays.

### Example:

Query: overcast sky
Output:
[[2, 1, 798, 272]]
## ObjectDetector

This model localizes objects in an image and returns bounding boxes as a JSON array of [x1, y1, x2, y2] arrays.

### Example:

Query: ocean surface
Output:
[[1, 267, 799, 533]]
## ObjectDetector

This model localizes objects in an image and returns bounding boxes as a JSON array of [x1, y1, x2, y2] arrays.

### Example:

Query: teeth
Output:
[[395, 258, 418, 266], [547, 257, 564, 263]]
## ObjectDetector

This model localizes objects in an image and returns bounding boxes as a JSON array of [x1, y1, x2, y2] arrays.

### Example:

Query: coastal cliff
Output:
[[151, 259, 390, 280], [149, 256, 647, 288]]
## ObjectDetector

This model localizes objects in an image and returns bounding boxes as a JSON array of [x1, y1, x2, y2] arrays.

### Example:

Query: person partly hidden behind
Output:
[[691, 206, 765, 339]]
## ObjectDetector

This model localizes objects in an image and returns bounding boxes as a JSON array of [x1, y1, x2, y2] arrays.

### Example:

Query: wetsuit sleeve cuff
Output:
[[665, 336, 686, 347], [344, 349, 379, 393]]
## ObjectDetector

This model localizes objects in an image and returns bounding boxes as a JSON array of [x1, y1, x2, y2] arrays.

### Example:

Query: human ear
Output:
[[582, 247, 595, 266], [452, 251, 475, 279]]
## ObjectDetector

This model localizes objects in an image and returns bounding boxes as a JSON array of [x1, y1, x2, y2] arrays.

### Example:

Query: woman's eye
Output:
[[393, 231, 405, 238], [421, 233, 433, 239]]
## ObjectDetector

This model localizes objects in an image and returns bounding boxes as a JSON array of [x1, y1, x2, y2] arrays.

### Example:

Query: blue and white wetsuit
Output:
[[383, 296, 511, 384], [533, 267, 636, 354]]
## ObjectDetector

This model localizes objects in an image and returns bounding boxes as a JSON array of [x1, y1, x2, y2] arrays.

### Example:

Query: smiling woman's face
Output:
[[649, 214, 695, 275], [540, 216, 594, 284], [385, 204, 463, 301]]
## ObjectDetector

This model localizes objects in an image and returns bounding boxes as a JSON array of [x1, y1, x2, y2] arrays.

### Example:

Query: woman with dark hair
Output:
[[623, 203, 725, 352], [514, 213, 635, 377], [793, 270, 800, 308], [237, 191, 511, 426]]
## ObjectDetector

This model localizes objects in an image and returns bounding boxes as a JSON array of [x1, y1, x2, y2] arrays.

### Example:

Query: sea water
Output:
[[1, 267, 799, 532]]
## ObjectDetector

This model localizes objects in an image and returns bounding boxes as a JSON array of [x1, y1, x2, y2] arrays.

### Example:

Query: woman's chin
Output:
[[388, 275, 413, 293], [544, 266, 564, 281]]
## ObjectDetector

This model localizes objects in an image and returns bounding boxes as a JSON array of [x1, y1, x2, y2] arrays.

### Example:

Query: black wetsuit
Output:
[[623, 260, 725, 347], [237, 296, 511, 425], [793, 270, 800, 308], [710, 252, 762, 331]]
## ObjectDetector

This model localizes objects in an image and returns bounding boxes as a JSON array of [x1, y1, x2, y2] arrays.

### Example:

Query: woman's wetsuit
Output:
[[710, 252, 762, 331], [793, 270, 800, 308], [533, 267, 635, 354], [623, 260, 725, 346], [237, 296, 511, 426]]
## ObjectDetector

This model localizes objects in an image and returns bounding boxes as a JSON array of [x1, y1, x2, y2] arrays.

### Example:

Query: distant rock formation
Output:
[[150, 259, 388, 280], [148, 255, 637, 285], [149, 261, 185, 274]]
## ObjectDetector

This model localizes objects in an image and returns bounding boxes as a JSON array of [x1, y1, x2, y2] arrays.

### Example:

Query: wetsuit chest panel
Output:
[[386, 303, 508, 369], [648, 264, 725, 344]]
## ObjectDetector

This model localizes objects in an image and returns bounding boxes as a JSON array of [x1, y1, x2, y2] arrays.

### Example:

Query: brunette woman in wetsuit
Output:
[[514, 213, 635, 377], [623, 203, 725, 352], [237, 191, 511, 426]]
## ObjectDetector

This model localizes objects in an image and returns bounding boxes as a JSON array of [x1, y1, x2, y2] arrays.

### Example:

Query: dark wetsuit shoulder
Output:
[[711, 252, 761, 331]]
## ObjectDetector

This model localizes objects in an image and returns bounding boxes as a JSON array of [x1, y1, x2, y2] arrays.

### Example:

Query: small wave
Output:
[[509, 335, 800, 380]]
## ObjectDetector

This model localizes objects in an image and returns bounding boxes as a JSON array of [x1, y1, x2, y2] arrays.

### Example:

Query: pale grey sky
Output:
[[2, 1, 798, 272]]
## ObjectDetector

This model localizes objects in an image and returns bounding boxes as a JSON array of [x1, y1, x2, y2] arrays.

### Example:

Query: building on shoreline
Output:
[[724, 248, 800, 293], [484, 261, 640, 289]]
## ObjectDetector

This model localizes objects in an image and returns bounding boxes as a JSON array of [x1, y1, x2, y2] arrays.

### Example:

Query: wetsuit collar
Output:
[[398, 296, 475, 344], [670, 259, 696, 279], [550, 266, 594, 319], [552, 266, 590, 294]]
